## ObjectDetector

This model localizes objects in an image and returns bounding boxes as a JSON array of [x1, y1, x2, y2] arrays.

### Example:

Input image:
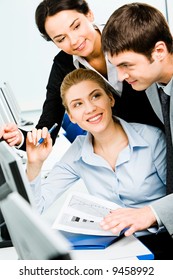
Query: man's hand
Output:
[[100, 206, 157, 236]]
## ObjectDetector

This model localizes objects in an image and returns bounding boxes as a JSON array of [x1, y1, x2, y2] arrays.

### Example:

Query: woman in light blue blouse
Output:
[[26, 69, 166, 236]]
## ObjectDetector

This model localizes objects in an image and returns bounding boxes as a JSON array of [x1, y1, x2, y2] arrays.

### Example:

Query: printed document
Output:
[[52, 192, 121, 236]]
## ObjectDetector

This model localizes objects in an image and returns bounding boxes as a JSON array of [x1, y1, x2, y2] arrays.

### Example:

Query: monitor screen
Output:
[[0, 141, 72, 259], [0, 83, 33, 127], [0, 83, 20, 125], [0, 192, 71, 259], [0, 88, 17, 124], [0, 140, 33, 204], [0, 140, 35, 246], [3, 82, 21, 116], [0, 163, 11, 201]]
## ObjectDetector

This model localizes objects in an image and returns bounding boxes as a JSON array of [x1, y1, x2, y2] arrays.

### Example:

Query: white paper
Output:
[[52, 191, 121, 236]]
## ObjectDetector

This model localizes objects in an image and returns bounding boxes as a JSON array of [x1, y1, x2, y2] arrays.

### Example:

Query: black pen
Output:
[[36, 123, 58, 147]]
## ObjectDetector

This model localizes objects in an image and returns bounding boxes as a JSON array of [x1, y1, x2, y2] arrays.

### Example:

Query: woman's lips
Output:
[[87, 113, 102, 123]]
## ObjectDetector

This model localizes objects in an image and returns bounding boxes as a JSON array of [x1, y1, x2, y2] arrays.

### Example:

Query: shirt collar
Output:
[[157, 77, 173, 96], [75, 118, 149, 164]]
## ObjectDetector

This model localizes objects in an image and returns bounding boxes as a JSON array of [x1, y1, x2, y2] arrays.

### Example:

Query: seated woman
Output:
[[26, 68, 166, 236]]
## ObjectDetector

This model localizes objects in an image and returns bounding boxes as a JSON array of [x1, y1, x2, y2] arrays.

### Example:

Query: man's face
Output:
[[108, 51, 163, 91]]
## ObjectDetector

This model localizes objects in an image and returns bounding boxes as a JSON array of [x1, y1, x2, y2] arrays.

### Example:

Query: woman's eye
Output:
[[57, 37, 65, 43], [92, 93, 101, 100], [74, 102, 82, 108], [74, 23, 80, 30]]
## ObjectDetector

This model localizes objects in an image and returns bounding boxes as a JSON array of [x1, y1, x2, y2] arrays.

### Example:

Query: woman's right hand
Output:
[[26, 127, 53, 181]]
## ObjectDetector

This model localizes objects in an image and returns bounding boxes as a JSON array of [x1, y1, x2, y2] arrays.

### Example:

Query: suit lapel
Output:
[[170, 87, 173, 144], [146, 82, 173, 146], [146, 83, 164, 123]]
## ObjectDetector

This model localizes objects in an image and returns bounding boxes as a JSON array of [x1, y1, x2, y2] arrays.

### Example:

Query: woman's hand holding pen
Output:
[[26, 127, 53, 181]]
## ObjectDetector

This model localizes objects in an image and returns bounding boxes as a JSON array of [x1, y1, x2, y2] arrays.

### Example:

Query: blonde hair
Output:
[[60, 68, 113, 111]]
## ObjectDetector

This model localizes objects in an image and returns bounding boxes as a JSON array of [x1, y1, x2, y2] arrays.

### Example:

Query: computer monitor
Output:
[[0, 192, 71, 259], [0, 140, 34, 247], [0, 140, 33, 204], [0, 82, 33, 126], [1, 82, 21, 125], [0, 88, 17, 124]]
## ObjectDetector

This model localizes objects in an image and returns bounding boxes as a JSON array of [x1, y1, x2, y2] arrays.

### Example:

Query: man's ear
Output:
[[152, 41, 167, 61]]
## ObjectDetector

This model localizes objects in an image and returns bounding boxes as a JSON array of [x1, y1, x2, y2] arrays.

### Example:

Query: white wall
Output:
[[0, 0, 171, 111], [167, 0, 173, 33], [0, 0, 58, 111], [87, 0, 167, 24]]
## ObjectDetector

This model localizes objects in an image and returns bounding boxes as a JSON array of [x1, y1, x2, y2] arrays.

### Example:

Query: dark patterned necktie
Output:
[[159, 87, 173, 194]]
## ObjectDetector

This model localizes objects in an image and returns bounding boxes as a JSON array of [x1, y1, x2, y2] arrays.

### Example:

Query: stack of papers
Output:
[[52, 192, 123, 249]]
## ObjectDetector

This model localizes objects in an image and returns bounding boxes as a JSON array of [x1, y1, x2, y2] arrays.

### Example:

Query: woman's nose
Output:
[[69, 33, 78, 46], [84, 101, 96, 113]]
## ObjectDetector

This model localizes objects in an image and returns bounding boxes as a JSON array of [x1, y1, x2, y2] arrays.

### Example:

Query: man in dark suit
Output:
[[101, 2, 173, 259]]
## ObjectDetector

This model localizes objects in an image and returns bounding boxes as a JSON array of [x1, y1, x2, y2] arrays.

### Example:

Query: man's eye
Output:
[[122, 64, 128, 68], [122, 64, 133, 69]]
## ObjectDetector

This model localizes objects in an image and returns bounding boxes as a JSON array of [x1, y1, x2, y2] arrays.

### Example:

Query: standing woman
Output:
[[1, 0, 163, 148]]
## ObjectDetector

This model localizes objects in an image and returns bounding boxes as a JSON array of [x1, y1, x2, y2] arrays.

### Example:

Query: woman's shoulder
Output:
[[50, 51, 75, 81], [118, 117, 163, 137], [130, 122, 163, 136], [130, 123, 163, 134], [129, 122, 165, 147], [54, 51, 74, 65], [51, 51, 76, 77]]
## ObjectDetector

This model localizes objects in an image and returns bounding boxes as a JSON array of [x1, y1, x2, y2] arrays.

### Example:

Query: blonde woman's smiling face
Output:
[[65, 80, 115, 134]]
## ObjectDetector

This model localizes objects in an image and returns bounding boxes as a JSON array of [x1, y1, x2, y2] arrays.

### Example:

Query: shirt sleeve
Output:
[[29, 143, 80, 213], [15, 129, 24, 149]]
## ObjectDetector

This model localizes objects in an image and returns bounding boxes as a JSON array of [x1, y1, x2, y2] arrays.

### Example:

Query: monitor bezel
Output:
[[2, 82, 21, 124], [0, 140, 34, 205], [0, 192, 71, 259], [0, 88, 17, 124]]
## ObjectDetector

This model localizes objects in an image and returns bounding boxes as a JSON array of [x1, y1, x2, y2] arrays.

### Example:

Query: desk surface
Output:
[[0, 234, 153, 260]]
